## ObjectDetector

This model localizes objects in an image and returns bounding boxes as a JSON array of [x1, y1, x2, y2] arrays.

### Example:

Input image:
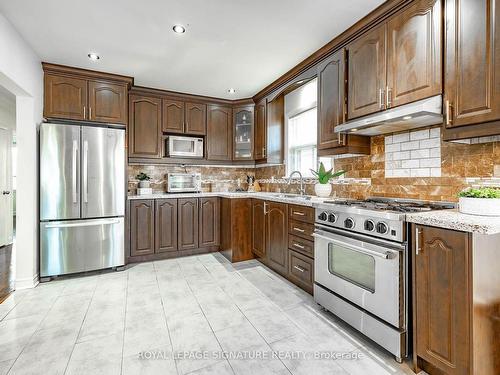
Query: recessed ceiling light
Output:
[[88, 53, 100, 61], [173, 24, 186, 34], [227, 88, 236, 94], [403, 115, 412, 120]]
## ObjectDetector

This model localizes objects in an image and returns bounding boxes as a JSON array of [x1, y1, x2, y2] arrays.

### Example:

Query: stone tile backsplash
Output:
[[385, 128, 441, 178]]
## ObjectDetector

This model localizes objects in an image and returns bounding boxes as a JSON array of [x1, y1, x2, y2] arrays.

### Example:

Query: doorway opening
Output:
[[0, 84, 16, 302]]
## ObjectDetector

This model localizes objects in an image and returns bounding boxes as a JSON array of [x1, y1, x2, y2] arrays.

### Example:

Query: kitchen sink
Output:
[[270, 193, 312, 201]]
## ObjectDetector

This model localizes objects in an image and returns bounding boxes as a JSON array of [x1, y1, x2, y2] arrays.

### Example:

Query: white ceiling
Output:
[[0, 0, 384, 99]]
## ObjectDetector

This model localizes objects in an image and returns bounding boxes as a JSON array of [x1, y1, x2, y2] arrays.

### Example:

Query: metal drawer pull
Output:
[[293, 211, 305, 216], [416, 227, 422, 255], [293, 243, 305, 249], [293, 265, 305, 273], [293, 227, 305, 233]]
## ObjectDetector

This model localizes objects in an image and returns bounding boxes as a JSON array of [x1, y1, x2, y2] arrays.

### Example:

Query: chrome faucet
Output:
[[287, 170, 306, 195]]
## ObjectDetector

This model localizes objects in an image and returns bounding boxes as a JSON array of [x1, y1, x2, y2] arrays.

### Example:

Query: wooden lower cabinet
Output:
[[220, 198, 253, 263], [265, 201, 288, 277], [199, 197, 220, 247], [288, 250, 314, 294], [178, 198, 199, 250], [414, 225, 470, 374], [155, 199, 178, 253], [251, 199, 266, 258], [130, 200, 155, 257], [413, 224, 500, 375]]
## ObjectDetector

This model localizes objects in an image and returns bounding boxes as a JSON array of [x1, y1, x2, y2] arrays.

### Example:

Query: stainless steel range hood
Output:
[[336, 95, 443, 136]]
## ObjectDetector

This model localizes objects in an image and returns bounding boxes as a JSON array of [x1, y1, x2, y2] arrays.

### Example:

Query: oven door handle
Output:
[[312, 232, 393, 259]]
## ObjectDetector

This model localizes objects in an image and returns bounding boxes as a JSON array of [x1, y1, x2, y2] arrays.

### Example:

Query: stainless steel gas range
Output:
[[313, 198, 454, 362]]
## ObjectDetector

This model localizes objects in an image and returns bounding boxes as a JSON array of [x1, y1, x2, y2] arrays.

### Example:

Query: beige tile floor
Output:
[[0, 253, 416, 375]]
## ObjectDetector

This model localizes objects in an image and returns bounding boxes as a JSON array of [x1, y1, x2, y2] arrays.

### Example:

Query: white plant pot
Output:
[[139, 181, 150, 188], [459, 197, 500, 216], [314, 183, 332, 198]]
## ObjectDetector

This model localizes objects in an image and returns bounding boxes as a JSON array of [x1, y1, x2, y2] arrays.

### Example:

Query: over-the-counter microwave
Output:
[[166, 136, 204, 158]]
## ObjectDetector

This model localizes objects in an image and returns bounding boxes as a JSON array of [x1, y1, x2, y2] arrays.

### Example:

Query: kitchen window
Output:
[[285, 79, 333, 177]]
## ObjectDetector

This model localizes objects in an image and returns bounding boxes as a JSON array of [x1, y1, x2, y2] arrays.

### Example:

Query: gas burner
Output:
[[316, 197, 455, 242]]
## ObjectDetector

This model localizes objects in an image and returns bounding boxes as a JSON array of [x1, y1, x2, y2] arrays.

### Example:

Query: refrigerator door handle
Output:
[[72, 140, 78, 203], [45, 218, 121, 229], [83, 140, 89, 203]]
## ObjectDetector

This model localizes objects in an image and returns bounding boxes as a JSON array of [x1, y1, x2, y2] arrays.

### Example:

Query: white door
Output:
[[0, 127, 13, 247]]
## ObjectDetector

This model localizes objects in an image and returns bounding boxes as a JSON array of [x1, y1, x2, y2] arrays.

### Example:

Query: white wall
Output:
[[0, 13, 43, 289]]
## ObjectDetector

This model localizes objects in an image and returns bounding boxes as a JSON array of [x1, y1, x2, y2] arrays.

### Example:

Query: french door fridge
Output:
[[39, 123, 125, 278]]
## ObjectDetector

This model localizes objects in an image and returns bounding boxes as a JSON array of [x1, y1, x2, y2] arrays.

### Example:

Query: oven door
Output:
[[313, 228, 404, 328]]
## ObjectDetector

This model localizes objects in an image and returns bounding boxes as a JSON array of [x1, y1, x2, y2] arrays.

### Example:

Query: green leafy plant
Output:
[[136, 172, 151, 181], [310, 163, 345, 184], [458, 187, 500, 199]]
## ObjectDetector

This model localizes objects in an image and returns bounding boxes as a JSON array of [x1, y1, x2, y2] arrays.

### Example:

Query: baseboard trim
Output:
[[15, 273, 39, 290]]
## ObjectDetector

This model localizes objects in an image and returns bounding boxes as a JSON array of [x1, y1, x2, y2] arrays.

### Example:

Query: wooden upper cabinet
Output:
[[44, 74, 87, 120], [386, 0, 442, 108], [254, 99, 267, 160], [162, 99, 185, 134], [317, 49, 346, 150], [207, 105, 232, 161], [347, 23, 387, 120], [88, 81, 127, 124], [199, 197, 220, 247], [233, 106, 254, 160], [178, 198, 199, 250], [444, 0, 500, 129], [265, 201, 288, 277], [130, 200, 155, 257], [251, 199, 266, 258], [128, 95, 162, 158], [155, 199, 178, 253], [414, 225, 471, 374], [185, 102, 207, 135]]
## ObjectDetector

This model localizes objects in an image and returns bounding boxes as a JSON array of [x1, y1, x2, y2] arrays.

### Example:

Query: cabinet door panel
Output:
[[347, 24, 386, 119], [445, 0, 500, 128], [155, 199, 177, 253], [88, 81, 127, 124], [251, 199, 266, 258], [233, 106, 254, 160], [317, 50, 346, 149], [265, 201, 288, 276], [199, 197, 220, 247], [44, 74, 87, 120], [414, 225, 470, 374], [130, 200, 155, 257], [178, 198, 199, 250], [128, 95, 162, 158], [185, 103, 207, 135], [163, 99, 185, 134], [207, 105, 232, 160], [254, 100, 266, 160], [387, 0, 441, 108]]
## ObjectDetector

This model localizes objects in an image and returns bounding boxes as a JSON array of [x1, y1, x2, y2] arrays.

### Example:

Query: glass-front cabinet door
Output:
[[233, 106, 254, 160]]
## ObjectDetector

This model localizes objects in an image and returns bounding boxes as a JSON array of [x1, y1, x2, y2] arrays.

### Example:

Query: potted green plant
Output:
[[310, 163, 345, 198], [136, 172, 152, 189], [458, 187, 500, 216]]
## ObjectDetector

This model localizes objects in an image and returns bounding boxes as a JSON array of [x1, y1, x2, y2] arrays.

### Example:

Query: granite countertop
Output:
[[406, 209, 500, 235], [127, 191, 330, 207]]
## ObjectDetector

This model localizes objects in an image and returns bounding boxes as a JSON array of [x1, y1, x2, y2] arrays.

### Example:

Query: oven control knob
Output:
[[364, 220, 375, 232], [328, 213, 337, 223], [318, 212, 328, 221], [376, 222, 389, 234], [344, 217, 355, 229]]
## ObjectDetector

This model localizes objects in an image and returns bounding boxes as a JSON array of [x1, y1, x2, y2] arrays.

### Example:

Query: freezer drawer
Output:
[[40, 217, 124, 277]]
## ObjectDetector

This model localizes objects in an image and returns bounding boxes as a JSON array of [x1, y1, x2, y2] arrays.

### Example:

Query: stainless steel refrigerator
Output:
[[39, 123, 125, 279]]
